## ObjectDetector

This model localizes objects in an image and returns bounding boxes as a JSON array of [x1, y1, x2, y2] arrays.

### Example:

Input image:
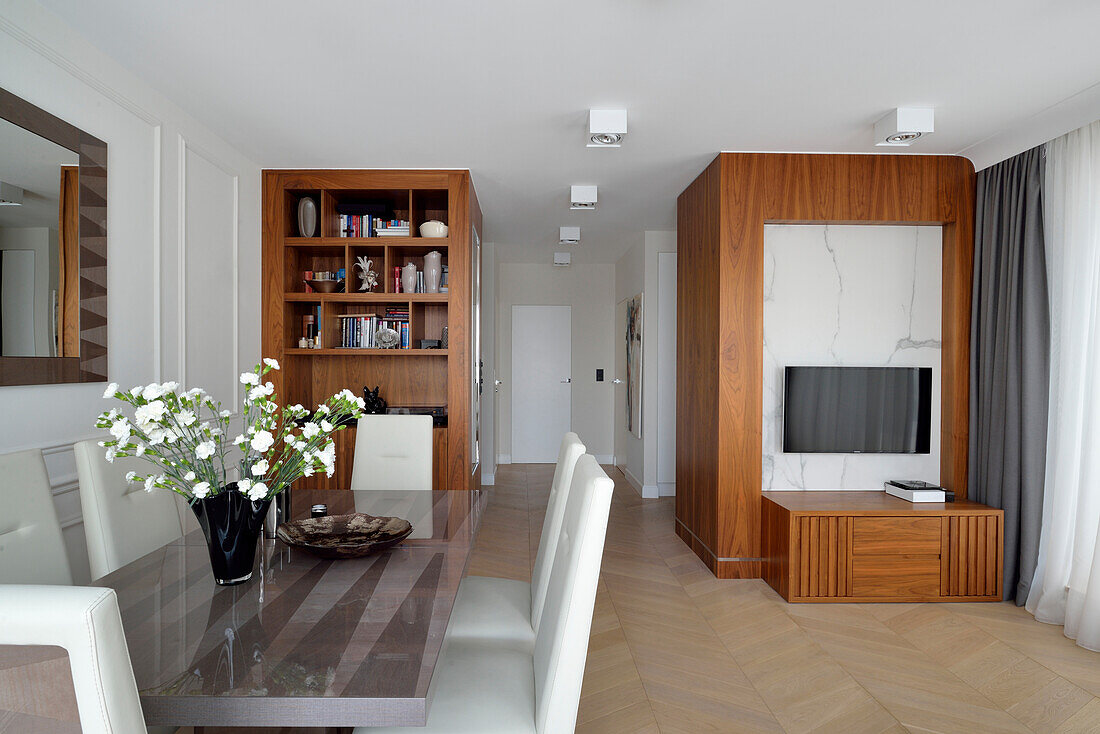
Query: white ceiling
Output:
[[37, 0, 1100, 264]]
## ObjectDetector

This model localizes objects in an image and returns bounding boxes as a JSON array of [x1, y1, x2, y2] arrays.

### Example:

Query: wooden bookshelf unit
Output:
[[262, 170, 482, 490]]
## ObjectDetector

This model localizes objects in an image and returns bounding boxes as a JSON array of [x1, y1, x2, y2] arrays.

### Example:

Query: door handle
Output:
[[612, 379, 623, 384], [494, 379, 503, 386], [560, 378, 571, 383]]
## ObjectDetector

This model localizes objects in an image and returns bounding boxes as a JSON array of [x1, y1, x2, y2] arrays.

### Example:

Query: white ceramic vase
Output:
[[424, 251, 443, 293], [401, 262, 418, 293], [297, 197, 317, 237]]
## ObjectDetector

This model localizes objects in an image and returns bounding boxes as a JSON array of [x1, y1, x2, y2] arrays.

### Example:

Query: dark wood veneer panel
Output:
[[675, 158, 720, 554], [676, 153, 976, 579]]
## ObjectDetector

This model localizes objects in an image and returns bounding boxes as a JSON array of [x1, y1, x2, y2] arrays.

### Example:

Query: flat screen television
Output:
[[782, 366, 932, 454]]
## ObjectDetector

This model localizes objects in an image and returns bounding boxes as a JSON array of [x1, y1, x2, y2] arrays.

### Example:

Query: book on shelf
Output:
[[376, 219, 410, 237], [335, 313, 411, 349], [339, 215, 410, 238], [339, 214, 374, 238]]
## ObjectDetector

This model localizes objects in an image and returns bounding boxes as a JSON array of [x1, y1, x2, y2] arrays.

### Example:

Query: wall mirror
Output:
[[0, 87, 107, 386]]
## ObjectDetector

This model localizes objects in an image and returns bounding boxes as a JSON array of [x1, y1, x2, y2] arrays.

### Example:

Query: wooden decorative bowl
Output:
[[276, 513, 413, 559], [305, 279, 345, 294]]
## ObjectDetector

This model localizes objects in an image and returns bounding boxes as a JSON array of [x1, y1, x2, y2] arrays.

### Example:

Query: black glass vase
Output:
[[190, 484, 272, 586]]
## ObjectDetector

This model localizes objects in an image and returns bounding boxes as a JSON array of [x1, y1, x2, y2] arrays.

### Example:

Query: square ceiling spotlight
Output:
[[559, 226, 581, 245], [570, 185, 598, 210], [554, 252, 572, 267], [588, 109, 627, 147], [874, 107, 934, 146]]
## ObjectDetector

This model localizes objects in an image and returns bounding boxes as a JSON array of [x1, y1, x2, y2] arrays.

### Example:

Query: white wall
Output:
[[480, 241, 497, 484], [496, 263, 615, 463], [763, 224, 942, 490], [0, 2, 261, 583], [614, 236, 644, 480], [656, 251, 676, 490], [613, 230, 677, 498]]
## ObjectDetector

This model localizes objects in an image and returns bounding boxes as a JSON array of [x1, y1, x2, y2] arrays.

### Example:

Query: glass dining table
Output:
[[95, 489, 487, 729]]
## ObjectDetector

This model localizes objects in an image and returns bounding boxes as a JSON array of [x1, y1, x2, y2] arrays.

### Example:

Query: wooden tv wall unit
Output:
[[762, 492, 1003, 602], [261, 169, 481, 490], [674, 152, 1004, 594]]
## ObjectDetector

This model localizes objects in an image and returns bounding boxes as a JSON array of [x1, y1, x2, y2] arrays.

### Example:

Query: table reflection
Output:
[[97, 489, 485, 727]]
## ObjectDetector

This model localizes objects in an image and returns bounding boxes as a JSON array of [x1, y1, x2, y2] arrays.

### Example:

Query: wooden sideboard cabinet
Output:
[[762, 491, 1003, 603]]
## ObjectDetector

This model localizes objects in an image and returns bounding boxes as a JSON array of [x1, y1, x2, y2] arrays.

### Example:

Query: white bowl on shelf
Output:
[[419, 220, 448, 238]]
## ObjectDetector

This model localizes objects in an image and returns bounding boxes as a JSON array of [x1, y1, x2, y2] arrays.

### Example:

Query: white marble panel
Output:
[[763, 224, 942, 490]]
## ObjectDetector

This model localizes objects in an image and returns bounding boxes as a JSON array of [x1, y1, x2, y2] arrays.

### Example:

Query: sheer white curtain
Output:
[[1026, 120, 1100, 650]]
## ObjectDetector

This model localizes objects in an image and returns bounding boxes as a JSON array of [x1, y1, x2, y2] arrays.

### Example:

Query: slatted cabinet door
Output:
[[763, 492, 1003, 603]]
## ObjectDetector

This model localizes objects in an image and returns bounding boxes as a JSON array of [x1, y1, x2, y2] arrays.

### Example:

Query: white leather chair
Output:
[[350, 414, 433, 491], [74, 438, 185, 580], [355, 455, 614, 734], [0, 449, 72, 585], [445, 432, 586, 651], [0, 585, 148, 733]]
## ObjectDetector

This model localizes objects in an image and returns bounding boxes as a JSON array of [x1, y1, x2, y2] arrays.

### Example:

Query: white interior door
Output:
[[614, 298, 628, 467], [511, 305, 571, 463]]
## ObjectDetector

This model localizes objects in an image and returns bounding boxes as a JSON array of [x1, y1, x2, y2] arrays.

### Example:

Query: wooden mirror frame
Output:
[[0, 86, 107, 386]]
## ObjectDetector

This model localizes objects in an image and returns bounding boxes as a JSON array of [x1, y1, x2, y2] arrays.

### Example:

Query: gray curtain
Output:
[[970, 146, 1050, 604]]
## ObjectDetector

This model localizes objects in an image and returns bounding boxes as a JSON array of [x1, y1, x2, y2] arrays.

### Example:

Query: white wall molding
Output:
[[497, 454, 511, 465], [151, 123, 164, 381], [0, 5, 260, 584], [594, 454, 614, 465], [176, 135, 242, 398], [658, 482, 675, 497], [50, 476, 80, 498], [0, 15, 161, 127]]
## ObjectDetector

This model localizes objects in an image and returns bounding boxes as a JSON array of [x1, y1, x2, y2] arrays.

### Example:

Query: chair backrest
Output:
[[349, 414, 433, 491], [533, 455, 614, 734], [0, 585, 148, 733], [529, 432, 586, 630], [0, 449, 72, 585], [74, 438, 184, 580]]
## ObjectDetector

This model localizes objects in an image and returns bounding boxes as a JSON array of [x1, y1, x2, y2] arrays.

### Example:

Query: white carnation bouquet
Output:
[[95, 358, 366, 502]]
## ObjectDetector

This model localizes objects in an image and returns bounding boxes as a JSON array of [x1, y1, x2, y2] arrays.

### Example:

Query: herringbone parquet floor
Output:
[[466, 464, 1100, 734]]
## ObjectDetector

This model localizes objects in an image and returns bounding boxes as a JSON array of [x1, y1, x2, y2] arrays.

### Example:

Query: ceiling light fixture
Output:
[[886, 132, 922, 144], [570, 185, 598, 210], [588, 109, 627, 147], [0, 182, 24, 206], [874, 107, 934, 147], [559, 226, 581, 245], [554, 252, 572, 267]]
